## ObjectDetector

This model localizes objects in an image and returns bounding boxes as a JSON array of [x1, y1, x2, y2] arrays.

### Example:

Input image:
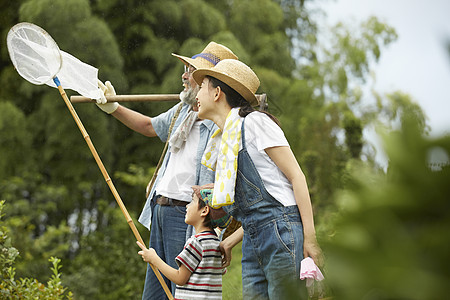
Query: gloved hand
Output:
[[96, 80, 119, 114]]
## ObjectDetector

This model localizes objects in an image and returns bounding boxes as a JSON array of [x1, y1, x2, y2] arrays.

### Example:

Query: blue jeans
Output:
[[142, 201, 187, 300], [240, 207, 304, 299], [223, 120, 306, 299]]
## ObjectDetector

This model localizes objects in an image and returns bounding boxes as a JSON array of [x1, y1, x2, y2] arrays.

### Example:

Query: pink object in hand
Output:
[[300, 257, 324, 281]]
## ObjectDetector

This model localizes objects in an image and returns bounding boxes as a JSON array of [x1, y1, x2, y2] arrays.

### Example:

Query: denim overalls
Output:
[[223, 119, 306, 299]]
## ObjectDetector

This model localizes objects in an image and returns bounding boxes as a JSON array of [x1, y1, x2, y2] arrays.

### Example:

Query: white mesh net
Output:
[[56, 51, 103, 100], [7, 22, 103, 100]]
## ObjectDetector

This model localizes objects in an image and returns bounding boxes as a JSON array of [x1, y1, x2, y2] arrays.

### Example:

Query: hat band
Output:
[[191, 53, 220, 66]]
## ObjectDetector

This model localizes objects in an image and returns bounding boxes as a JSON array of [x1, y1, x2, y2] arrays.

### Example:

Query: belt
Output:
[[155, 196, 187, 207]]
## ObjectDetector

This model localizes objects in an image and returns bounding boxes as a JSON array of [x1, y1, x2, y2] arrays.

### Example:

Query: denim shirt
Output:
[[138, 102, 217, 230]]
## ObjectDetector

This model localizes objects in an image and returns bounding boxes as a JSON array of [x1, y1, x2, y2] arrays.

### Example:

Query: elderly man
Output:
[[97, 42, 238, 299]]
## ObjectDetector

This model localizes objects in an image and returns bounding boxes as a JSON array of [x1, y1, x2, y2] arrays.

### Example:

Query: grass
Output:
[[222, 242, 243, 300]]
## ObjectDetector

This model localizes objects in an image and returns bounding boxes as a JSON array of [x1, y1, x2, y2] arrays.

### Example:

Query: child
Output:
[[137, 184, 229, 300]]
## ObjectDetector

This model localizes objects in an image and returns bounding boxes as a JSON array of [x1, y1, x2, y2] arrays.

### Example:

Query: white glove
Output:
[[96, 80, 119, 114]]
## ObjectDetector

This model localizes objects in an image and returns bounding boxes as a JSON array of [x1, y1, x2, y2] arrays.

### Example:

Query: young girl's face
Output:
[[185, 194, 201, 226], [196, 77, 214, 119]]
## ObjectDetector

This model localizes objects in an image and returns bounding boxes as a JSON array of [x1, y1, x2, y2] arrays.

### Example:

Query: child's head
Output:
[[191, 184, 231, 230]]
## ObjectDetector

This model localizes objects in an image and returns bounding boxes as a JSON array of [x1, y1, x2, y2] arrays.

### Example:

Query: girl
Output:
[[193, 59, 323, 299]]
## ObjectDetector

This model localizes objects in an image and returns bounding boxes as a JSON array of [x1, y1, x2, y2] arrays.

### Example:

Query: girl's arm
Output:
[[137, 241, 191, 286], [265, 146, 324, 267], [219, 226, 243, 267]]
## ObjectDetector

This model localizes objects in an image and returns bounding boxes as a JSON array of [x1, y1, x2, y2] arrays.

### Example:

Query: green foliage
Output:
[[63, 200, 147, 299], [276, 15, 399, 212], [378, 91, 429, 134], [115, 164, 155, 189], [0, 174, 72, 280], [343, 112, 363, 158], [325, 16, 397, 84], [0, 201, 19, 279], [0, 102, 32, 180], [0, 200, 73, 299], [1, 257, 73, 300], [322, 116, 450, 299]]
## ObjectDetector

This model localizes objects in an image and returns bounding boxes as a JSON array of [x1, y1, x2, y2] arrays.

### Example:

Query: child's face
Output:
[[185, 194, 201, 226]]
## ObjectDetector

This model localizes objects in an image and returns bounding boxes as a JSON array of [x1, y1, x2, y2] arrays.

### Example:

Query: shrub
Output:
[[0, 200, 73, 299]]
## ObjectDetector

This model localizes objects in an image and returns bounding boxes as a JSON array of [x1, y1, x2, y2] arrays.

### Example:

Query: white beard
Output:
[[180, 84, 199, 107]]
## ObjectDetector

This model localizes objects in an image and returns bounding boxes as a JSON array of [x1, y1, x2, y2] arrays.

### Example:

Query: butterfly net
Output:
[[7, 22, 103, 100]]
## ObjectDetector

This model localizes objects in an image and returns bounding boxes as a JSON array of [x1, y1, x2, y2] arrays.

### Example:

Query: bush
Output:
[[323, 118, 450, 299], [0, 200, 73, 299]]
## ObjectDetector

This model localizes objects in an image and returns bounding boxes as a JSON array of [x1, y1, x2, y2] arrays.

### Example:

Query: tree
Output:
[[0, 102, 33, 179]]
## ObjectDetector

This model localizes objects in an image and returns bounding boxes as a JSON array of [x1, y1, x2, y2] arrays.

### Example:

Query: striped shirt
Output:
[[175, 231, 224, 299]]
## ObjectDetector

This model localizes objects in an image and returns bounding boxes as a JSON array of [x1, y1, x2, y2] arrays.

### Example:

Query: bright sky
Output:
[[319, 0, 450, 137]]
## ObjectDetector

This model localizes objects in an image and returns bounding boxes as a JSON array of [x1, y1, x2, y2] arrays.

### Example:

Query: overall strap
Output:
[[241, 117, 247, 149]]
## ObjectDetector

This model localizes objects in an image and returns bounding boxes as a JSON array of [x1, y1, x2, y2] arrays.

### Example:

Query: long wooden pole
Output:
[[71, 94, 180, 103], [53, 78, 174, 300], [70, 93, 267, 104]]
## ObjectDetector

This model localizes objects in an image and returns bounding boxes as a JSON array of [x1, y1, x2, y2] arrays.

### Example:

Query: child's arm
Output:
[[137, 241, 191, 286]]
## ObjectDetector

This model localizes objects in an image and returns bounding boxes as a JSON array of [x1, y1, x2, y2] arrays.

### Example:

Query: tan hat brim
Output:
[[171, 53, 215, 70], [193, 69, 258, 106]]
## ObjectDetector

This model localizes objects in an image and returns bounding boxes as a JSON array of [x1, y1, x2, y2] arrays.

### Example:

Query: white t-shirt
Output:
[[242, 112, 296, 206], [155, 121, 202, 202]]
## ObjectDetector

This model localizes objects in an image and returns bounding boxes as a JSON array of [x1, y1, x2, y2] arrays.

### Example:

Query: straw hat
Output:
[[172, 42, 238, 69], [192, 59, 260, 106]]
